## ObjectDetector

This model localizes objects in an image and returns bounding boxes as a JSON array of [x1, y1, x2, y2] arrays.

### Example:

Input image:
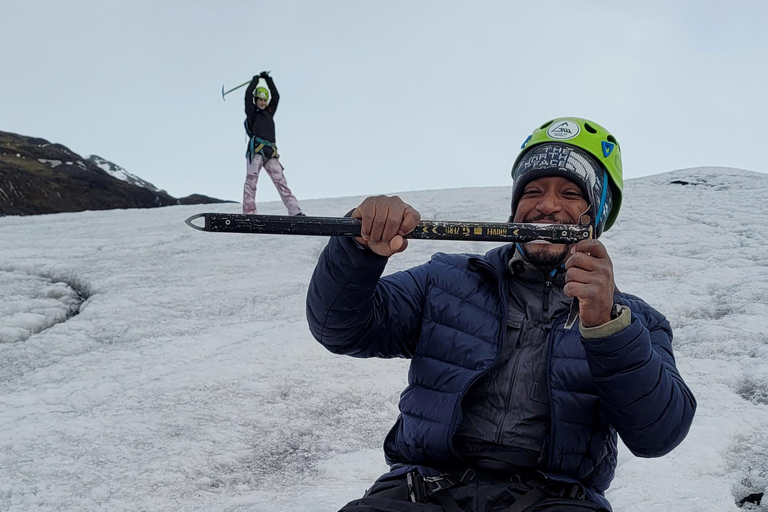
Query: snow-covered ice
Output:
[[1, 167, 767, 511]]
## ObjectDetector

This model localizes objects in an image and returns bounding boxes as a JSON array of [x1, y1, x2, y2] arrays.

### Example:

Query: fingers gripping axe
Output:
[[564, 225, 594, 329]]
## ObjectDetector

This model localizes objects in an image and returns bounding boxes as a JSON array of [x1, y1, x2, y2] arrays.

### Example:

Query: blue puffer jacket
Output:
[[306, 237, 696, 510]]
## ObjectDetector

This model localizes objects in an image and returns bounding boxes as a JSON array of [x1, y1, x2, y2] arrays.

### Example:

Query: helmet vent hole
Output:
[[584, 123, 597, 134], [607, 135, 618, 144], [540, 120, 554, 129]]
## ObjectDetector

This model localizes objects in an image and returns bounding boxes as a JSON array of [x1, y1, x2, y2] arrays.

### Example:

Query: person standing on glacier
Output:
[[242, 71, 303, 216]]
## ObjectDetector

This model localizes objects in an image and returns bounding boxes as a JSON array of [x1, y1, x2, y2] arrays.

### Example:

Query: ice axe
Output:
[[184, 213, 592, 243], [221, 81, 250, 101], [221, 71, 271, 101]]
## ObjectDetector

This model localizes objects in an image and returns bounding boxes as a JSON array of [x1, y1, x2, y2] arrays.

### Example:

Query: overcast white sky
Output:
[[2, 1, 767, 204]]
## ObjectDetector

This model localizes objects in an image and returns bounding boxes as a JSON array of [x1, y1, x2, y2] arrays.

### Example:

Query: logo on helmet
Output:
[[546, 121, 580, 140]]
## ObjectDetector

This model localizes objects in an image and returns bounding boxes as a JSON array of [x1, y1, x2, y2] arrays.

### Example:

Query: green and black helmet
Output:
[[254, 86, 270, 102], [511, 117, 623, 237]]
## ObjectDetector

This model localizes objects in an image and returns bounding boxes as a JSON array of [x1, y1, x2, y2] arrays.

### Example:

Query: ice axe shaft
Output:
[[184, 213, 592, 243]]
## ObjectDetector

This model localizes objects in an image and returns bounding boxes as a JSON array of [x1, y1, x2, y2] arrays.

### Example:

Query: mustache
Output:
[[522, 213, 575, 224]]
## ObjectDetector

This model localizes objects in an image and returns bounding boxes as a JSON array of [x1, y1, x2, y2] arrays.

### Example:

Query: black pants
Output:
[[338, 472, 607, 512]]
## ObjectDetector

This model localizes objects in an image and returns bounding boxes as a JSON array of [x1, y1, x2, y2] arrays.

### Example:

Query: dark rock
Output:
[[178, 194, 236, 205], [0, 130, 228, 215], [738, 492, 763, 507]]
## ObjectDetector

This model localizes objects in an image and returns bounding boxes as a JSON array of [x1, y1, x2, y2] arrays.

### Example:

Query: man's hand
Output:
[[564, 240, 615, 327], [352, 195, 421, 257]]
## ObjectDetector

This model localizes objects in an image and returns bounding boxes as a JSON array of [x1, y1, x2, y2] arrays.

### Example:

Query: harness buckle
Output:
[[406, 471, 426, 503], [406, 472, 459, 503], [540, 481, 584, 500], [423, 475, 449, 492], [564, 483, 585, 500]]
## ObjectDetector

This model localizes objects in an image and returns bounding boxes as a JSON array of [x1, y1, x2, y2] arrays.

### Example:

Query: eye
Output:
[[522, 187, 542, 197], [563, 189, 584, 199]]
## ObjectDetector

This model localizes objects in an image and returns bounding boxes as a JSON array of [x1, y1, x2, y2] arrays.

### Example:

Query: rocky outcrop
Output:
[[0, 130, 230, 215]]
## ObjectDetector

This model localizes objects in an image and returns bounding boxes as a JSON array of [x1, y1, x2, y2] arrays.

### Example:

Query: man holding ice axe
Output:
[[305, 117, 696, 511]]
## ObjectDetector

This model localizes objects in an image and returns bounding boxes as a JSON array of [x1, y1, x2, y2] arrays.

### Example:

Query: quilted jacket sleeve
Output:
[[306, 235, 429, 358], [580, 297, 696, 457]]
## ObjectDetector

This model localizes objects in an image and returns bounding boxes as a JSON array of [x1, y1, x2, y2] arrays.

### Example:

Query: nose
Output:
[[535, 190, 562, 215]]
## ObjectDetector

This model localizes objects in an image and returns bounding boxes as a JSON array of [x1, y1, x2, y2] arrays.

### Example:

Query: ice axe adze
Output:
[[221, 80, 250, 101]]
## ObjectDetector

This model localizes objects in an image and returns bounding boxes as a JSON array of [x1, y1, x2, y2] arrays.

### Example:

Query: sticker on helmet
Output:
[[547, 121, 580, 140], [602, 141, 615, 158]]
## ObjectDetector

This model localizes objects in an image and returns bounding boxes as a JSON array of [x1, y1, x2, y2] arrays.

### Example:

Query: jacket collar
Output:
[[470, 243, 517, 278], [472, 243, 568, 285]]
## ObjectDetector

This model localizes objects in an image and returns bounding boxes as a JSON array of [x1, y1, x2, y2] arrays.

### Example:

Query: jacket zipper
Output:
[[543, 268, 558, 312], [497, 334, 527, 443], [539, 309, 569, 466]]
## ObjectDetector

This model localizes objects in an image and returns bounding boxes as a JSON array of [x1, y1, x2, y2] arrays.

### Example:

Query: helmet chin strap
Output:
[[577, 208, 592, 228]]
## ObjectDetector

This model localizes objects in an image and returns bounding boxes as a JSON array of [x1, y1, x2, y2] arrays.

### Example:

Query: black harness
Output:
[[377, 467, 587, 512]]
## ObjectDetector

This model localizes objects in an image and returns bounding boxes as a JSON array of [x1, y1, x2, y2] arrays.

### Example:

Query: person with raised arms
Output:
[[242, 71, 303, 216]]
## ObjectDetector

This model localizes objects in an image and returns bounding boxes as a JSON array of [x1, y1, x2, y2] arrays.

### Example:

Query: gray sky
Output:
[[2, 1, 767, 204]]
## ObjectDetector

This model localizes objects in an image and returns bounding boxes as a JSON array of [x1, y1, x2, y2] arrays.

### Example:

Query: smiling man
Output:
[[306, 117, 696, 512]]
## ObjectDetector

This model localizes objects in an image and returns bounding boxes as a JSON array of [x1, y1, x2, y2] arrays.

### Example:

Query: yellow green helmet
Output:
[[512, 117, 623, 234], [254, 86, 270, 102]]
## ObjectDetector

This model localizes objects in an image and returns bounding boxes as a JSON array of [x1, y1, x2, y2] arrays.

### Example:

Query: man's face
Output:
[[256, 97, 268, 109], [513, 176, 590, 268]]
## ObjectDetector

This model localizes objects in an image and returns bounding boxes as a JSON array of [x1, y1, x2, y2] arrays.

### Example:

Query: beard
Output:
[[520, 243, 570, 268], [518, 212, 575, 268]]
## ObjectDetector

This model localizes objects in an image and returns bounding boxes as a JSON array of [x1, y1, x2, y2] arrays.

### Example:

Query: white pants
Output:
[[242, 155, 302, 215]]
